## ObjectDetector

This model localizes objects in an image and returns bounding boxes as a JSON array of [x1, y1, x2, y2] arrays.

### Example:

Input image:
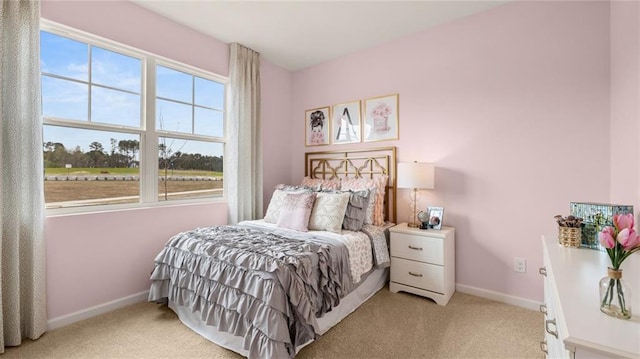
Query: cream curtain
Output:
[[0, 0, 47, 352], [227, 43, 263, 224]]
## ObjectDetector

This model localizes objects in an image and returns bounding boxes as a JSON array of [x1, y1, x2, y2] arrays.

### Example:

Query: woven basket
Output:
[[558, 227, 581, 248]]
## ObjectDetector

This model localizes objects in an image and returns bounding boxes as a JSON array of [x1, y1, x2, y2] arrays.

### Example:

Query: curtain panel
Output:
[[0, 0, 47, 352], [227, 43, 263, 224]]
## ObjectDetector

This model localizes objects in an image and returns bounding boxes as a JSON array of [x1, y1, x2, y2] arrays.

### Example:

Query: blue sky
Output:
[[40, 31, 224, 159]]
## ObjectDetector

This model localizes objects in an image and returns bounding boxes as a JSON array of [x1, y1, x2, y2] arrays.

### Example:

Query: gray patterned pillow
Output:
[[342, 190, 371, 231], [308, 192, 351, 233], [341, 176, 387, 225]]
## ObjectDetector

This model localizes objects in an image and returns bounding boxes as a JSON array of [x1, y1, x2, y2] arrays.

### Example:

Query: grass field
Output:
[[44, 169, 223, 206]]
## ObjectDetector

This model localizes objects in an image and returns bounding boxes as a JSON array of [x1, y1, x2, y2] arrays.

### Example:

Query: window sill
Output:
[[45, 196, 227, 218]]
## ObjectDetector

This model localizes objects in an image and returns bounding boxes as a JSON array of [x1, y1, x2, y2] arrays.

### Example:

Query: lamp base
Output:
[[407, 188, 421, 229]]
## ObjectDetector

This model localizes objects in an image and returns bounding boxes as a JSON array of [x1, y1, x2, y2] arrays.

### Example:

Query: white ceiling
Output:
[[132, 0, 510, 71]]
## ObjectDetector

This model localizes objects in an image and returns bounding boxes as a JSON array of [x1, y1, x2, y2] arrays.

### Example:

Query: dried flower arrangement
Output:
[[554, 215, 583, 228]]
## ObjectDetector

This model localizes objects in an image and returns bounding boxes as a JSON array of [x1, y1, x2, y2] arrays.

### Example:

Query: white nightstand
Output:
[[389, 222, 455, 305]]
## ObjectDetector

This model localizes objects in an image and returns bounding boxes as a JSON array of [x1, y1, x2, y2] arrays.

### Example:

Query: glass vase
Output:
[[599, 268, 632, 319]]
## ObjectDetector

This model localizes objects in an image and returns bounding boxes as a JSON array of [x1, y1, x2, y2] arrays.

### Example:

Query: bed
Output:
[[148, 147, 397, 358]]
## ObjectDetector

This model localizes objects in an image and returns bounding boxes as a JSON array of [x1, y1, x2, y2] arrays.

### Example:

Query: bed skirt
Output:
[[169, 267, 389, 356]]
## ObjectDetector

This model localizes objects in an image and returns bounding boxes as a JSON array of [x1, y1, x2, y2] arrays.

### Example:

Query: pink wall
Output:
[[291, 1, 612, 301], [610, 1, 640, 212], [45, 204, 227, 319], [41, 0, 292, 320], [41, 0, 636, 316]]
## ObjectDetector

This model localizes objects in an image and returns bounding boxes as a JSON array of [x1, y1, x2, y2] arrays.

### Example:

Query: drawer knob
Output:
[[545, 319, 558, 338], [539, 340, 548, 355], [408, 271, 423, 277], [539, 267, 547, 276], [408, 245, 423, 251], [539, 304, 547, 315]]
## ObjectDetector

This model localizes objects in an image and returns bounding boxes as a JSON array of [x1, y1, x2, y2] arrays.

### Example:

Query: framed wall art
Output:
[[305, 106, 330, 146], [331, 101, 361, 144], [363, 94, 399, 142]]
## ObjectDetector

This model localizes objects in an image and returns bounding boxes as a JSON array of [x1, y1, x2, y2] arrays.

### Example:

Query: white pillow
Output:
[[264, 185, 311, 223], [276, 192, 317, 232], [308, 192, 351, 233]]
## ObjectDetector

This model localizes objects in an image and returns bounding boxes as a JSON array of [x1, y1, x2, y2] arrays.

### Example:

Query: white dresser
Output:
[[389, 223, 455, 305], [540, 236, 640, 358]]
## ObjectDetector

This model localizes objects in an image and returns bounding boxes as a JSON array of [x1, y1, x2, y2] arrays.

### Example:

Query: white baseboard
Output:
[[47, 290, 149, 330], [46, 286, 539, 330], [456, 284, 541, 311]]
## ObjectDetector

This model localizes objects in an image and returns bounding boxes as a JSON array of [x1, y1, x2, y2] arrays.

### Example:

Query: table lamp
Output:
[[397, 161, 435, 228]]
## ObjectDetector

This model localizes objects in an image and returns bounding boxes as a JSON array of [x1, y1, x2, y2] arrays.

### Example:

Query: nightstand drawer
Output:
[[391, 232, 443, 265], [390, 258, 444, 293]]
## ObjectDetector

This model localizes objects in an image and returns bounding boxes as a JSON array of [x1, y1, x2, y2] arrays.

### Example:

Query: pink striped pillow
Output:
[[301, 176, 341, 190]]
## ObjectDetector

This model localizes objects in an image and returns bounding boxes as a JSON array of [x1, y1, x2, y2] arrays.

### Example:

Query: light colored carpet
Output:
[[3, 287, 543, 359]]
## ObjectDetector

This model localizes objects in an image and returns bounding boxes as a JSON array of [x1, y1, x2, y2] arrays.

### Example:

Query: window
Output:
[[41, 22, 226, 211]]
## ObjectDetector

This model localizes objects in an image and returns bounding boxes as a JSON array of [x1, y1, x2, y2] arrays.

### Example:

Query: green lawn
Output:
[[45, 167, 222, 177]]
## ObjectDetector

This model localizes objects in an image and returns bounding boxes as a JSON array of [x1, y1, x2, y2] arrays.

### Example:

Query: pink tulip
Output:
[[599, 226, 617, 249], [613, 213, 635, 231], [617, 228, 640, 250]]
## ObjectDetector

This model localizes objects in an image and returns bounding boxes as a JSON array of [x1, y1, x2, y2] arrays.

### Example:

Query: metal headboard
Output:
[[304, 147, 397, 223]]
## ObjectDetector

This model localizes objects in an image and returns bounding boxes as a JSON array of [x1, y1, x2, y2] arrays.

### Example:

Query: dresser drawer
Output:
[[391, 232, 443, 265], [390, 257, 444, 293]]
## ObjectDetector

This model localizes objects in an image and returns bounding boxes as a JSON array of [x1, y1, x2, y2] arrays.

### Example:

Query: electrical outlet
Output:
[[514, 258, 526, 273]]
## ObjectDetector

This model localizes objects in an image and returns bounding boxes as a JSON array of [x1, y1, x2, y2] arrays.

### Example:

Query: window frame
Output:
[[41, 20, 228, 216]]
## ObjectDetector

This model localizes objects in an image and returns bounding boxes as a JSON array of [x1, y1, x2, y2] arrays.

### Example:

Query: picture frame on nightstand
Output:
[[427, 206, 444, 230]]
